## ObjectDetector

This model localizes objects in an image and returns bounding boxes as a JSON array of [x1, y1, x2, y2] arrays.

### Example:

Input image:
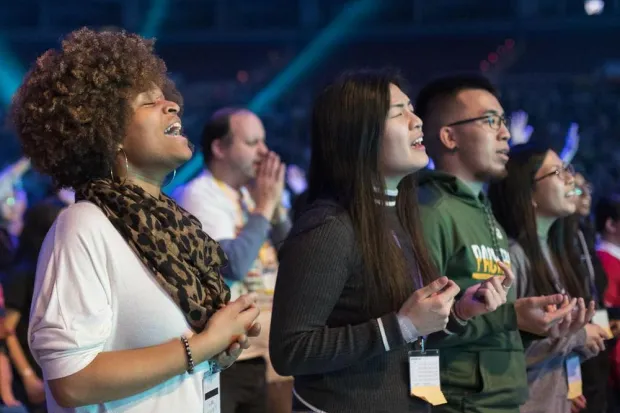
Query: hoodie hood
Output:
[[417, 170, 486, 208]]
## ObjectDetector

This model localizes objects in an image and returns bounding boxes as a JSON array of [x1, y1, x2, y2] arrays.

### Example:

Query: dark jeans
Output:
[[581, 348, 609, 413], [221, 358, 267, 413]]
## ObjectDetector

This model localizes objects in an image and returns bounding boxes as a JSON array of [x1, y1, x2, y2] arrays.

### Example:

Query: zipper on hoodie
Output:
[[481, 200, 504, 264]]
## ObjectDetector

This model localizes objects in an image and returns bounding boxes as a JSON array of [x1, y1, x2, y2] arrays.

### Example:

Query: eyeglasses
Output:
[[534, 164, 575, 183], [575, 183, 594, 197], [446, 114, 510, 131]]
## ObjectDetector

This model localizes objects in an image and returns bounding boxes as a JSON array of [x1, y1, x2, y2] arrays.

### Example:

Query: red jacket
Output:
[[597, 242, 620, 388], [597, 245, 620, 307]]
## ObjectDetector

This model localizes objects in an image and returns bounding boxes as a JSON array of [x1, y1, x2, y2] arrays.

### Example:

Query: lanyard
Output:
[[392, 230, 424, 290], [481, 200, 503, 263], [392, 229, 428, 349], [577, 230, 599, 302], [419, 336, 427, 353]]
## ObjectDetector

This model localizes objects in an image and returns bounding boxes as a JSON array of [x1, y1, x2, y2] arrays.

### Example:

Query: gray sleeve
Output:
[[509, 242, 596, 364], [573, 328, 599, 361], [508, 240, 530, 299], [218, 214, 271, 282], [270, 217, 292, 249], [524, 328, 589, 367]]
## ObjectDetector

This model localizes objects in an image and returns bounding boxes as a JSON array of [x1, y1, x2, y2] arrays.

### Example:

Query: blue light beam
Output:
[[168, 0, 380, 192], [0, 38, 25, 107], [141, 0, 170, 39]]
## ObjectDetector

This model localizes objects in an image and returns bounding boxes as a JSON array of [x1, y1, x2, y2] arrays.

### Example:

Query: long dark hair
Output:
[[488, 144, 586, 298], [557, 214, 595, 300], [307, 69, 438, 312]]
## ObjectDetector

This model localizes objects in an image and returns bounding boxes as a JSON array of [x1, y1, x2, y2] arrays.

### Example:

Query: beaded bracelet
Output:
[[451, 301, 468, 325], [180, 335, 195, 374]]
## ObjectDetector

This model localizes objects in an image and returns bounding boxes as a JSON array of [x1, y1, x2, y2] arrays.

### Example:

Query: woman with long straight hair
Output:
[[488, 144, 608, 413], [270, 69, 514, 413]]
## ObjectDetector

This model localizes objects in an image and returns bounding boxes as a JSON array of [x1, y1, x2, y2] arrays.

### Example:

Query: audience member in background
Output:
[[596, 196, 620, 307], [3, 198, 65, 413], [271, 69, 521, 413], [415, 74, 577, 413], [11, 27, 260, 412], [0, 189, 27, 273], [595, 195, 620, 398], [0, 159, 30, 271], [174, 108, 292, 413], [488, 144, 607, 413], [564, 172, 613, 413], [0, 284, 28, 413], [0, 218, 15, 272], [571, 173, 608, 304]]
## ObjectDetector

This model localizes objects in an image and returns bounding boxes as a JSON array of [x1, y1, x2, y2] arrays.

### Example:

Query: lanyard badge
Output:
[[592, 309, 612, 337], [203, 372, 221, 413], [566, 355, 583, 400], [409, 338, 447, 406]]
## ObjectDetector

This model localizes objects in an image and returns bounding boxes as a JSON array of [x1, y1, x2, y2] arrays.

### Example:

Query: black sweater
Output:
[[270, 199, 431, 412]]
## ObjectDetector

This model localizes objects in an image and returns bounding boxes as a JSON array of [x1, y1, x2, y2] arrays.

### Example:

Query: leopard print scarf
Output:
[[75, 178, 230, 333]]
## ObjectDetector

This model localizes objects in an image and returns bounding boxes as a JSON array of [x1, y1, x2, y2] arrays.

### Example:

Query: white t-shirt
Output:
[[173, 170, 248, 240], [29, 201, 215, 413], [173, 170, 280, 300]]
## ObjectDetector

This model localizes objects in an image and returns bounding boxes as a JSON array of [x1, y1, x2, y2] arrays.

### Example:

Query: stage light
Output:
[[237, 70, 249, 83], [584, 0, 604, 15]]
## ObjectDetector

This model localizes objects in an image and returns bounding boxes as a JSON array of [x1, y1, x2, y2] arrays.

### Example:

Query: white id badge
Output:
[[203, 372, 221, 413], [566, 355, 583, 400], [592, 309, 612, 337], [408, 349, 447, 406]]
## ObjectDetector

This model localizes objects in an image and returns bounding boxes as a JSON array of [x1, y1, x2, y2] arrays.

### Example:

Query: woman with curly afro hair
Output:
[[11, 27, 261, 413]]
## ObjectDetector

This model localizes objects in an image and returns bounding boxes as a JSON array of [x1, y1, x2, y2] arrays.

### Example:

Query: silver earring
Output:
[[110, 148, 129, 185], [163, 169, 176, 187]]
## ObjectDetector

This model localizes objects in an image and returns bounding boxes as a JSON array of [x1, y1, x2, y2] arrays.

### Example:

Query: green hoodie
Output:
[[417, 171, 528, 413]]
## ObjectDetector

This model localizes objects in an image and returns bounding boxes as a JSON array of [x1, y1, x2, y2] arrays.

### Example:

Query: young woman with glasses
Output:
[[488, 144, 609, 412]]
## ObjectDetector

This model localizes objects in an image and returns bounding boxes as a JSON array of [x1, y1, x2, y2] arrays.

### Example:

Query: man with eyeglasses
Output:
[[413, 74, 576, 412]]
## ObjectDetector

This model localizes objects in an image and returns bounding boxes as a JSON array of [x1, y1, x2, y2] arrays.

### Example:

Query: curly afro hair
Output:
[[11, 27, 182, 189]]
